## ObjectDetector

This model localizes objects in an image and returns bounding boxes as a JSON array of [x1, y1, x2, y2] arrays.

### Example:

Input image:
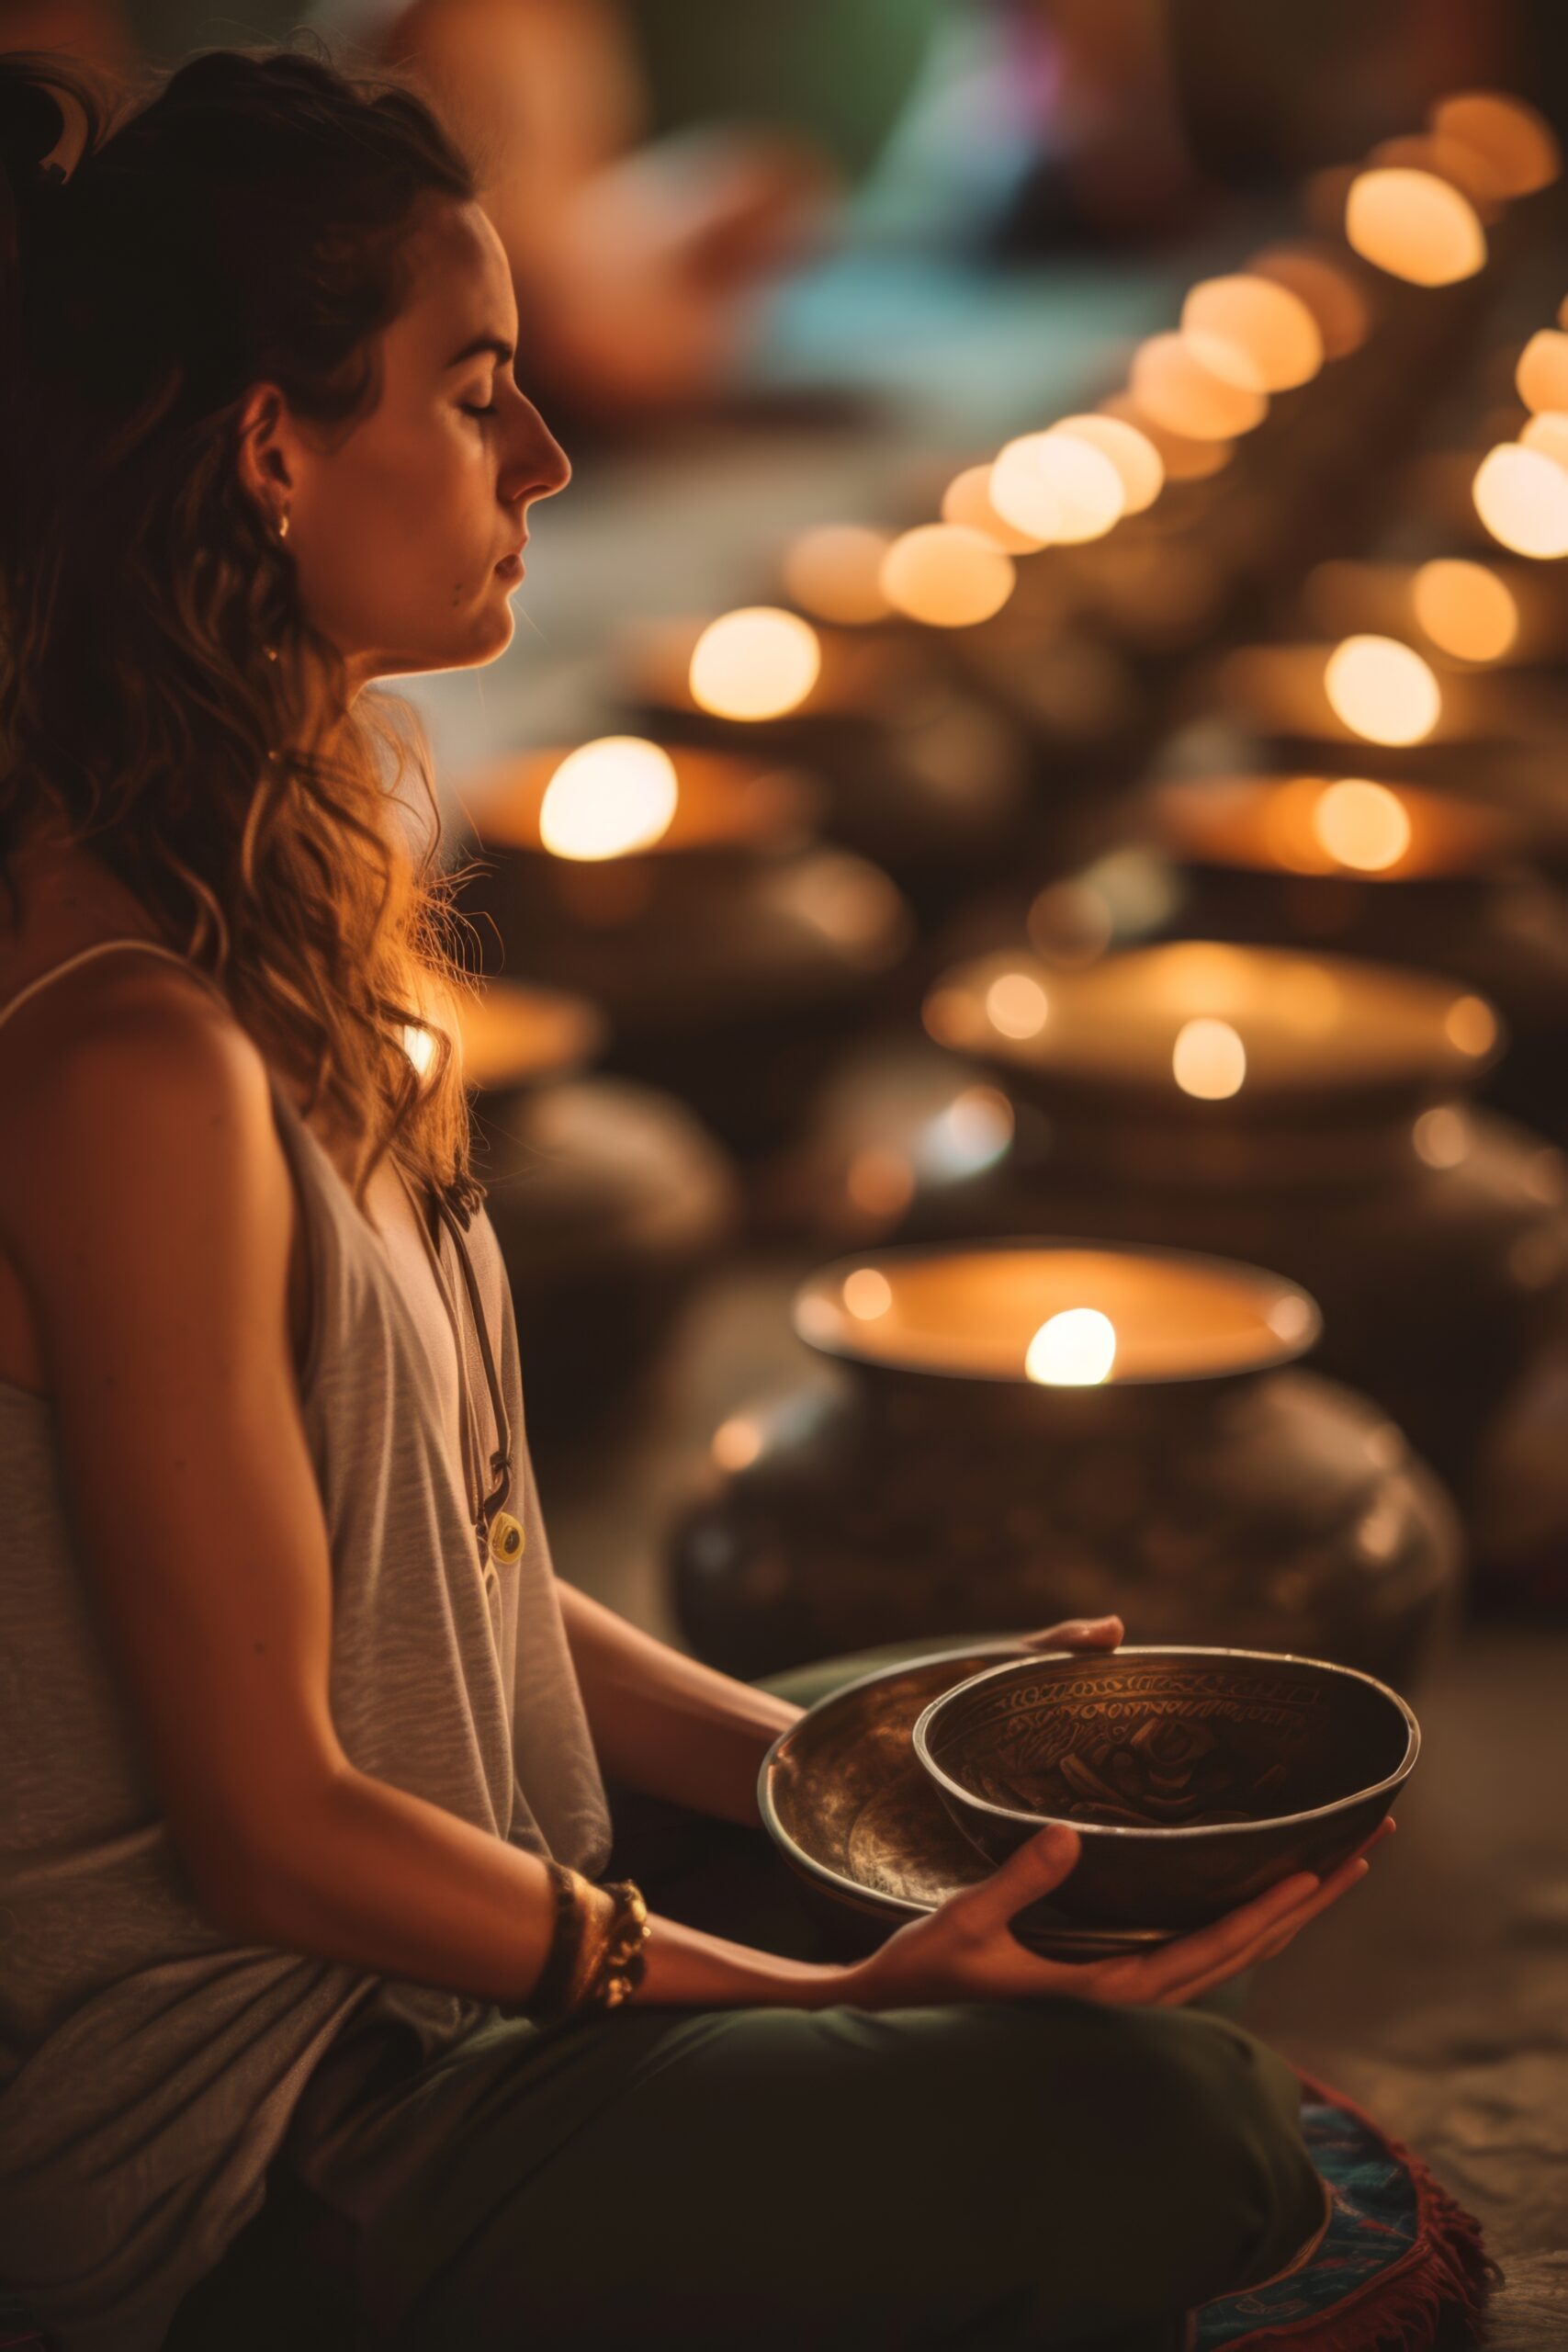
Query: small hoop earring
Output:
[[276, 507, 290, 542]]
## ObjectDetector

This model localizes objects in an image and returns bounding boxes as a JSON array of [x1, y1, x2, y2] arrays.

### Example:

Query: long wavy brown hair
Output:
[[0, 40, 494, 1223]]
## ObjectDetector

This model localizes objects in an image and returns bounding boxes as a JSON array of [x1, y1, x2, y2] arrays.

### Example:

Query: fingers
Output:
[[956, 1822, 1082, 1935], [1021, 1614, 1124, 1654]]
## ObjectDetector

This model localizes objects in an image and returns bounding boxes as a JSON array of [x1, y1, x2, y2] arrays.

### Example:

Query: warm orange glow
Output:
[[538, 736, 679, 860], [1344, 166, 1485, 285], [1520, 411, 1568, 472], [1051, 413, 1164, 515], [1413, 1107, 1469, 1169], [712, 1417, 762, 1471], [689, 606, 822, 719], [941, 464, 1043, 553], [985, 969, 1050, 1039], [843, 1267, 894, 1320], [1446, 995, 1498, 1056], [1312, 779, 1413, 872], [879, 524, 1016, 628], [1250, 245, 1371, 360], [1025, 1307, 1117, 1387], [1516, 330, 1568, 414], [1431, 91, 1560, 199], [1410, 560, 1518, 662], [988, 431, 1126, 543], [1323, 636, 1441, 745], [1099, 391, 1233, 481], [782, 525, 894, 625], [846, 1148, 915, 1220], [1368, 132, 1506, 218], [1181, 276, 1323, 393], [1172, 1017, 1247, 1101], [1130, 333, 1268, 440], [1472, 443, 1568, 558]]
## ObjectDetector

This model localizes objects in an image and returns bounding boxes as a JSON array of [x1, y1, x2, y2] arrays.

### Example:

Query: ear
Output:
[[234, 382, 296, 529]]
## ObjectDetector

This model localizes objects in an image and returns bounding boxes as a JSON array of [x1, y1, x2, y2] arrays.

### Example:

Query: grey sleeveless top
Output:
[[0, 939, 613, 2352]]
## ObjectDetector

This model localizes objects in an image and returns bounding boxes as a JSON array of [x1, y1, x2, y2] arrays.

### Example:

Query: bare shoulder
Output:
[[0, 957, 284, 1264]]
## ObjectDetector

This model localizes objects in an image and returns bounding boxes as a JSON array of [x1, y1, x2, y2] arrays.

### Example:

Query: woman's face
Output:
[[244, 198, 570, 695]]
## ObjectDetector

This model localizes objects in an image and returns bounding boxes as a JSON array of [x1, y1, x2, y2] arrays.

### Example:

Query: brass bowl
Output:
[[914, 1645, 1418, 1936], [759, 1645, 1177, 1961]]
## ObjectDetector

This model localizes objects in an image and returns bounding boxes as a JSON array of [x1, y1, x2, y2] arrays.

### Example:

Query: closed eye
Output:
[[461, 399, 499, 419]]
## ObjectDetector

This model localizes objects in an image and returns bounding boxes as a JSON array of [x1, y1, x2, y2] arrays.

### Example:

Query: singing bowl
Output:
[[913, 1645, 1418, 1936], [759, 1645, 1177, 1960]]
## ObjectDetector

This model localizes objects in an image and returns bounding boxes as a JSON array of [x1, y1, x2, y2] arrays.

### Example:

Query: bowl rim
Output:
[[756, 1640, 1032, 1923], [910, 1643, 1420, 1841]]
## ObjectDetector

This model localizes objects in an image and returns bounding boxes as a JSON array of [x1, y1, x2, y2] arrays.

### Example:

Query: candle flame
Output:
[[1173, 1017, 1247, 1100], [1312, 779, 1413, 872], [1026, 1307, 1118, 1387], [689, 607, 821, 720], [1324, 635, 1441, 745], [537, 736, 679, 861]]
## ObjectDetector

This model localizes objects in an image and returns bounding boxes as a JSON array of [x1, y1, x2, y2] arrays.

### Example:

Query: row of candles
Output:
[[423, 78, 1568, 1664]]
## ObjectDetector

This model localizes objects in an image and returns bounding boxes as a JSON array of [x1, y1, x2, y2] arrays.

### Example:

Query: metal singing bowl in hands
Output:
[[912, 1645, 1419, 1939]]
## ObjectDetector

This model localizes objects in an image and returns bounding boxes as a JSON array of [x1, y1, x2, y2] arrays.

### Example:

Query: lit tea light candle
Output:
[[1025, 1306, 1117, 1386], [1344, 164, 1485, 285], [466, 741, 811, 862], [1151, 774, 1517, 882], [879, 524, 1016, 628], [1172, 1017, 1247, 1100], [1323, 636, 1442, 745], [793, 1244, 1322, 1385], [405, 977, 604, 1094], [782, 525, 896, 626], [925, 942, 1506, 1100], [538, 736, 679, 861], [689, 606, 822, 718]]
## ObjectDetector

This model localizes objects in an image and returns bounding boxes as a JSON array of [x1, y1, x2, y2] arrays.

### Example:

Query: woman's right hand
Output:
[[842, 1816, 1396, 2012]]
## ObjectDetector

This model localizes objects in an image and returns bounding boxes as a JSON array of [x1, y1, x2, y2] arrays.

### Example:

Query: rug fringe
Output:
[[1232, 2068, 1500, 2350]]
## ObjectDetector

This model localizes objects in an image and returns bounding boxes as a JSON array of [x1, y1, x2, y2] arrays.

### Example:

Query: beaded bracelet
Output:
[[510, 1865, 650, 2025]]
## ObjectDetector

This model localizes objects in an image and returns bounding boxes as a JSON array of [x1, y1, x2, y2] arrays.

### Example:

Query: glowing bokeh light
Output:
[[1172, 1018, 1247, 1101], [985, 970, 1050, 1039], [941, 464, 1043, 553], [689, 606, 821, 719], [1025, 1307, 1118, 1388], [1250, 246, 1371, 360], [1130, 334, 1268, 440], [1050, 413, 1164, 515], [1312, 779, 1413, 872], [781, 525, 894, 625], [1431, 91, 1560, 198], [1446, 995, 1497, 1056], [988, 431, 1126, 543], [1344, 167, 1485, 285], [879, 524, 1016, 628], [538, 736, 680, 860], [1519, 411, 1568, 472], [711, 1417, 762, 1471], [843, 1267, 894, 1320], [1099, 391, 1233, 481], [1410, 560, 1518, 662], [1181, 276, 1324, 392], [1517, 330, 1568, 414], [1472, 444, 1568, 559], [1323, 635, 1441, 745]]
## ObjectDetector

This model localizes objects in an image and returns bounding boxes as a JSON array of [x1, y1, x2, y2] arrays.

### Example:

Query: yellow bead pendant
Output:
[[489, 1510, 525, 1567]]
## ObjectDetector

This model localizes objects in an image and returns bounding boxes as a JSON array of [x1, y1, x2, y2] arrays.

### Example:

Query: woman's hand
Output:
[[1018, 1612, 1126, 1657], [844, 1815, 1397, 2014]]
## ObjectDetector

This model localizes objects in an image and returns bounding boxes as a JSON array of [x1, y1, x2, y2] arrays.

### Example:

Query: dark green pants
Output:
[[165, 1649, 1326, 2351]]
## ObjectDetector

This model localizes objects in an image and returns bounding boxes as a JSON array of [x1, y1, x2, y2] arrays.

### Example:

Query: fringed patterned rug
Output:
[[1190, 2067, 1499, 2350]]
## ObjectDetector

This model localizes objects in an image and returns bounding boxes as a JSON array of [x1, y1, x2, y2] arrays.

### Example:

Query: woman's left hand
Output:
[[1018, 1613, 1125, 1656]]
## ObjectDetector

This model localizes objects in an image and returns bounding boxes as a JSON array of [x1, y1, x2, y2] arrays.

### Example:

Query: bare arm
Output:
[[2, 983, 841, 2010], [556, 1578, 801, 1830]]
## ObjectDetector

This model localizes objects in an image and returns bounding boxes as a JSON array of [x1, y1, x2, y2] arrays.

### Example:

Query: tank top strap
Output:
[[0, 936, 231, 1036]]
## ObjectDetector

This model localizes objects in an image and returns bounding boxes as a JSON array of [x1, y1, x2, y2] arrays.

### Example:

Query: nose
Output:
[[504, 394, 571, 508]]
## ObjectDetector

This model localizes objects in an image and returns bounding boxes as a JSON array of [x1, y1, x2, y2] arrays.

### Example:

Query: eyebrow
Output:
[[445, 334, 515, 369]]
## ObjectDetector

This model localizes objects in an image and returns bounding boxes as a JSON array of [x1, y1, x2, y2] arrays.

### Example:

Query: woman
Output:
[[0, 43, 1386, 2352]]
